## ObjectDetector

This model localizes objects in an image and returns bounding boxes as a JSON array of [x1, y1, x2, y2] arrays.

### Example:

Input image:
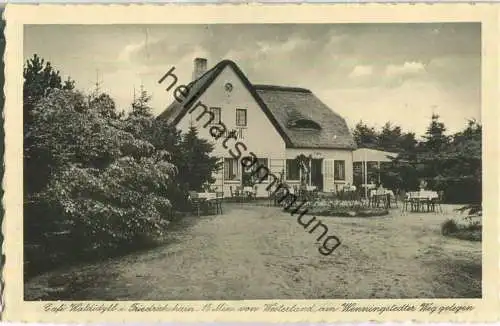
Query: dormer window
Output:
[[288, 119, 321, 130]]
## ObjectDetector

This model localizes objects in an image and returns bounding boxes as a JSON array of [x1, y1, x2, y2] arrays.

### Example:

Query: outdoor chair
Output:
[[373, 188, 387, 208], [405, 192, 419, 212], [430, 190, 445, 214], [350, 191, 362, 209], [400, 190, 409, 213], [410, 192, 423, 212], [268, 190, 275, 206], [391, 189, 400, 208], [230, 186, 243, 203], [215, 191, 224, 214], [269, 187, 282, 206], [418, 196, 432, 212], [365, 189, 373, 208], [188, 191, 202, 217], [373, 194, 387, 209]]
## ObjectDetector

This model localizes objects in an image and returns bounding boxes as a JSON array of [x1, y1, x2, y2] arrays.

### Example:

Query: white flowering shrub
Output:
[[24, 89, 178, 273]]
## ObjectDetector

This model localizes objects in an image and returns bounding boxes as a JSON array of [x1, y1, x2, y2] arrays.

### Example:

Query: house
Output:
[[159, 58, 357, 197]]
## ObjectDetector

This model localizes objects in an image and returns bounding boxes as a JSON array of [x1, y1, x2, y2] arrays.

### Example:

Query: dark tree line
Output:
[[352, 115, 482, 204]]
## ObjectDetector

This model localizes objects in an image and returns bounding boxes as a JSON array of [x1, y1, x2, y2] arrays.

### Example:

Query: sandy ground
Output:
[[24, 203, 482, 300]]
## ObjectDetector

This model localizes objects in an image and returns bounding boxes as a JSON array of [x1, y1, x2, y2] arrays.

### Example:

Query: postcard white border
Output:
[[3, 3, 500, 323]]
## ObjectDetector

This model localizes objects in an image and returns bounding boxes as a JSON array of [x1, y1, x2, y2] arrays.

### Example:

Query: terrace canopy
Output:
[[353, 148, 398, 197]]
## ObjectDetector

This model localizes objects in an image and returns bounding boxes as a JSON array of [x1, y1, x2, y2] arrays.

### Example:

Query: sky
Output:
[[24, 23, 481, 136]]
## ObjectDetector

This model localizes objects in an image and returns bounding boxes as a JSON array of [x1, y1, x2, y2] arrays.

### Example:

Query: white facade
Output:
[[176, 64, 354, 197]]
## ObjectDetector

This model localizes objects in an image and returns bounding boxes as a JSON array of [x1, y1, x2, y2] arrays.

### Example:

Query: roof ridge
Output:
[[253, 84, 312, 93]]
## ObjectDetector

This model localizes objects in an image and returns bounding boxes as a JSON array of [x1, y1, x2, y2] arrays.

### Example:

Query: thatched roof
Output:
[[158, 60, 356, 150], [254, 85, 356, 150]]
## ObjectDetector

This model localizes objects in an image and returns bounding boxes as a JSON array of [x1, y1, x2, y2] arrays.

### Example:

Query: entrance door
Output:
[[323, 159, 335, 192], [311, 159, 323, 191]]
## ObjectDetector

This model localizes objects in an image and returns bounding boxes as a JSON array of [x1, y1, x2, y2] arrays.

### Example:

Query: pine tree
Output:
[[352, 121, 378, 149], [130, 84, 153, 118], [378, 122, 403, 153], [177, 126, 221, 192], [23, 54, 76, 124], [423, 114, 449, 153]]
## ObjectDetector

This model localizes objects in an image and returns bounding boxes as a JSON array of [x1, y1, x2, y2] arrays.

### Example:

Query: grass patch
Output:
[[441, 218, 482, 242]]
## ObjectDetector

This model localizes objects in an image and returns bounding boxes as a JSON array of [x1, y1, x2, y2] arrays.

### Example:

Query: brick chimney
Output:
[[192, 58, 208, 81]]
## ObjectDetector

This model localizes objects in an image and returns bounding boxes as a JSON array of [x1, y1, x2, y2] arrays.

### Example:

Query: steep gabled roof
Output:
[[158, 59, 356, 150], [158, 60, 293, 146], [158, 61, 226, 123]]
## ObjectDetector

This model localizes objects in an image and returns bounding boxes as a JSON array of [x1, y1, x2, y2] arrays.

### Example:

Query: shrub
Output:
[[24, 89, 178, 276], [441, 218, 482, 242], [441, 219, 459, 235]]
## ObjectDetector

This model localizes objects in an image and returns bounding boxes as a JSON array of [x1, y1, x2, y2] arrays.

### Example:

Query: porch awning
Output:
[[353, 148, 398, 163]]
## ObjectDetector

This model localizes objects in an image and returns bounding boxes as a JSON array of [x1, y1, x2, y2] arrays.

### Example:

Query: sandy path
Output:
[[24, 203, 481, 300]]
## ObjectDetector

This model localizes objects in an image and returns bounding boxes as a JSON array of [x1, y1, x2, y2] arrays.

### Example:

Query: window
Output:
[[236, 127, 244, 139], [236, 109, 247, 126], [286, 159, 300, 181], [288, 119, 322, 130], [224, 158, 240, 181], [334, 160, 345, 181], [210, 107, 221, 124]]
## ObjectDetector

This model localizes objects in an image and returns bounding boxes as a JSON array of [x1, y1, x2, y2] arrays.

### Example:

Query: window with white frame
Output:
[[224, 158, 240, 181], [236, 109, 247, 127], [334, 160, 345, 181]]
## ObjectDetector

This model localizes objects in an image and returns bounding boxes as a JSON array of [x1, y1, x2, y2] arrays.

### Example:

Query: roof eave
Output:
[[286, 145, 357, 150]]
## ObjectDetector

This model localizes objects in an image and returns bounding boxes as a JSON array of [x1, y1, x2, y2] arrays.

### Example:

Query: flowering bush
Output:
[[24, 55, 221, 275], [24, 89, 178, 274]]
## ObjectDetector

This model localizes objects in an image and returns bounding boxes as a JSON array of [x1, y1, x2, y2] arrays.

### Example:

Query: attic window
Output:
[[288, 119, 322, 130]]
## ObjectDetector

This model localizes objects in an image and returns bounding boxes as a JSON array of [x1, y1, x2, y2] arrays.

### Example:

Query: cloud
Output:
[[118, 41, 146, 63], [23, 23, 480, 134], [348, 65, 373, 78], [385, 61, 426, 77]]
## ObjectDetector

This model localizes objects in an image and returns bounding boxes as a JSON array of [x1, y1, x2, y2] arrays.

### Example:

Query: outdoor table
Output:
[[369, 189, 394, 208], [406, 191, 438, 212], [197, 192, 217, 201], [194, 192, 217, 215]]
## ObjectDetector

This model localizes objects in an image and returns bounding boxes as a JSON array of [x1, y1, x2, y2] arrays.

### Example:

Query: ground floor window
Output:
[[334, 160, 345, 181], [286, 159, 300, 181], [224, 158, 240, 181]]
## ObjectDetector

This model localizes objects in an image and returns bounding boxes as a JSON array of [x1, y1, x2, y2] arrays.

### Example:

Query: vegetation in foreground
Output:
[[24, 204, 481, 300], [441, 204, 482, 242], [23, 54, 220, 277]]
